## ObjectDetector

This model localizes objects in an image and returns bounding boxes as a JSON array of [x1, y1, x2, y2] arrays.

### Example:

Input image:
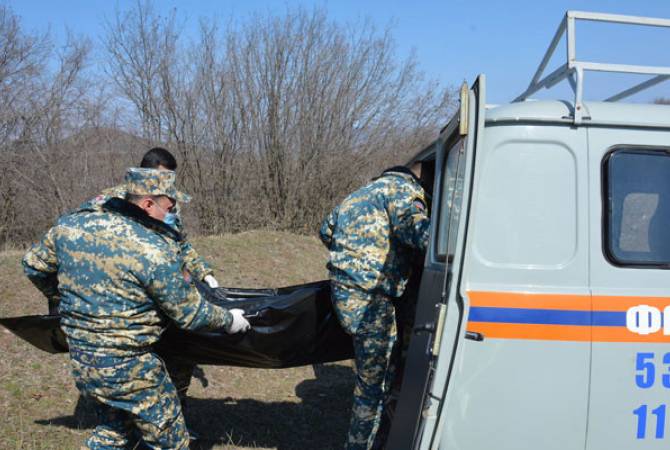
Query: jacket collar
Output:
[[102, 197, 182, 242], [378, 166, 422, 187]]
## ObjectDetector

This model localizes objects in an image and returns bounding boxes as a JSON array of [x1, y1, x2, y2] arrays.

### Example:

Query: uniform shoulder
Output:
[[378, 173, 426, 213], [102, 197, 182, 244], [100, 183, 127, 198], [386, 172, 424, 193], [76, 183, 127, 213], [367, 172, 419, 195], [49, 210, 118, 246], [56, 209, 178, 278]]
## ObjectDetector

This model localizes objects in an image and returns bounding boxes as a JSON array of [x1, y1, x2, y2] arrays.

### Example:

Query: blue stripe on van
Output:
[[592, 311, 627, 326], [469, 307, 626, 327]]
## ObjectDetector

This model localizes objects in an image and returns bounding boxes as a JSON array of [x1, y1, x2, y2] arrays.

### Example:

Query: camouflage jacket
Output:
[[79, 184, 214, 281], [23, 198, 232, 356], [319, 170, 430, 298]]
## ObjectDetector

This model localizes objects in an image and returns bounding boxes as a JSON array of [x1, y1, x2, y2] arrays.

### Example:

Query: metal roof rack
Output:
[[514, 11, 670, 123]]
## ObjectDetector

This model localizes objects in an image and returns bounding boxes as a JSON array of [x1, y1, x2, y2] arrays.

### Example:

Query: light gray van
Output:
[[388, 11, 670, 450]]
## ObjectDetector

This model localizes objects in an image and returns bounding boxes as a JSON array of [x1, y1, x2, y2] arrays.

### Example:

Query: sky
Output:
[[9, 0, 670, 105]]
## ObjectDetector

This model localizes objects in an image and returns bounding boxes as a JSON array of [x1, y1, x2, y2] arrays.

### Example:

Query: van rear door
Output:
[[418, 95, 591, 449], [387, 76, 484, 449]]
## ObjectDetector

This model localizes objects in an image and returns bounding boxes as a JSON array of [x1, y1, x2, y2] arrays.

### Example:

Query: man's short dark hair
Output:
[[140, 147, 177, 171], [126, 193, 159, 204]]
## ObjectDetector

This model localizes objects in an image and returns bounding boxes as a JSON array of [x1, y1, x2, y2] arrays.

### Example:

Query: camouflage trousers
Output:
[[331, 282, 397, 450], [160, 354, 196, 410], [69, 349, 189, 450]]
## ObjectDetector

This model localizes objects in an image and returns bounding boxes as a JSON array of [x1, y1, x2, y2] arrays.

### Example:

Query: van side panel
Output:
[[586, 127, 670, 450], [437, 123, 590, 450]]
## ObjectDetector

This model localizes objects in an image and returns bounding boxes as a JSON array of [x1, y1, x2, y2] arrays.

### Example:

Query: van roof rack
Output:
[[514, 11, 670, 124]]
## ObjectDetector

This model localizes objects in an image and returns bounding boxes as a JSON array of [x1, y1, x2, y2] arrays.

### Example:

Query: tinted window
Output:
[[606, 148, 670, 266], [436, 139, 465, 261]]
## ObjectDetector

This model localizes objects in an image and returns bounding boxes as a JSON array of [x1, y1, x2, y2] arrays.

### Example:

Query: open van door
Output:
[[387, 76, 485, 449]]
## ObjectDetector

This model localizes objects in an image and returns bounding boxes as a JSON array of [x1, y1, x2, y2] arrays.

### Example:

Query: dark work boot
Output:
[[180, 396, 200, 442], [188, 428, 200, 442]]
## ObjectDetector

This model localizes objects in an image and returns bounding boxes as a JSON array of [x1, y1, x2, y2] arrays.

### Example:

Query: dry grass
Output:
[[0, 231, 354, 450]]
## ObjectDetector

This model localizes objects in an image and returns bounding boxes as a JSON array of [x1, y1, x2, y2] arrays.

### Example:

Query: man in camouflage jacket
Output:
[[319, 164, 430, 450], [23, 168, 250, 450], [77, 148, 215, 435], [78, 147, 216, 287]]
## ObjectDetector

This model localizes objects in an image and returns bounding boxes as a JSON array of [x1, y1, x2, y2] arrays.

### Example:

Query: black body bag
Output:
[[0, 280, 354, 368]]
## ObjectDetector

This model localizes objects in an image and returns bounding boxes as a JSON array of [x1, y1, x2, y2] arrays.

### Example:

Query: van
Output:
[[387, 11, 670, 450]]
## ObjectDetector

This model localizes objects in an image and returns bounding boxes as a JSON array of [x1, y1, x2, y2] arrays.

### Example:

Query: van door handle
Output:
[[413, 323, 436, 334], [465, 331, 484, 341]]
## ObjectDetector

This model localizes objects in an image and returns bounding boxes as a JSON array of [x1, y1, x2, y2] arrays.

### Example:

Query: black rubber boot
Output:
[[180, 396, 200, 442]]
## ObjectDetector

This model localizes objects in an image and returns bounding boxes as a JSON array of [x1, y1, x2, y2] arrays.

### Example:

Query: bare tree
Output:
[[0, 5, 51, 147], [0, 5, 119, 247], [103, 3, 455, 234], [225, 9, 454, 230], [103, 0, 181, 141], [1, 1, 455, 247]]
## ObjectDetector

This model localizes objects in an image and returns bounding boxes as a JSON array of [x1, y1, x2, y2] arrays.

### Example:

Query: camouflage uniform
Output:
[[320, 168, 430, 450], [23, 168, 233, 450], [79, 183, 213, 281], [79, 181, 211, 409]]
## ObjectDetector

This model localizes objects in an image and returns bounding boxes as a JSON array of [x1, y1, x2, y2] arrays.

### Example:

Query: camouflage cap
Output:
[[175, 190, 192, 203], [124, 168, 178, 200]]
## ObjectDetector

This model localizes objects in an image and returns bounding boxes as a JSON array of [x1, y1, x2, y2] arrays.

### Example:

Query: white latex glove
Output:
[[204, 275, 219, 289], [226, 308, 251, 334]]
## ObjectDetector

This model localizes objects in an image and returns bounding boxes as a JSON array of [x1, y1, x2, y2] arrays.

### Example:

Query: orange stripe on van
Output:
[[466, 322, 591, 341], [467, 322, 670, 343], [469, 291, 591, 311], [591, 327, 670, 343], [592, 296, 670, 312], [469, 291, 670, 312]]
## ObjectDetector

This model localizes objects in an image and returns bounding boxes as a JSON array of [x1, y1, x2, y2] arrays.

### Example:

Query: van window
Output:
[[605, 148, 670, 266], [436, 139, 465, 261]]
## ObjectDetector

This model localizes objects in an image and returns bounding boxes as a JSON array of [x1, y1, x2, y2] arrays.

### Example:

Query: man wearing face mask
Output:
[[23, 168, 250, 449], [76, 148, 216, 440], [79, 147, 219, 293]]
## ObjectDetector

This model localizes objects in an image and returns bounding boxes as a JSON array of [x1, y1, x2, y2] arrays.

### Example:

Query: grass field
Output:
[[0, 231, 354, 450]]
